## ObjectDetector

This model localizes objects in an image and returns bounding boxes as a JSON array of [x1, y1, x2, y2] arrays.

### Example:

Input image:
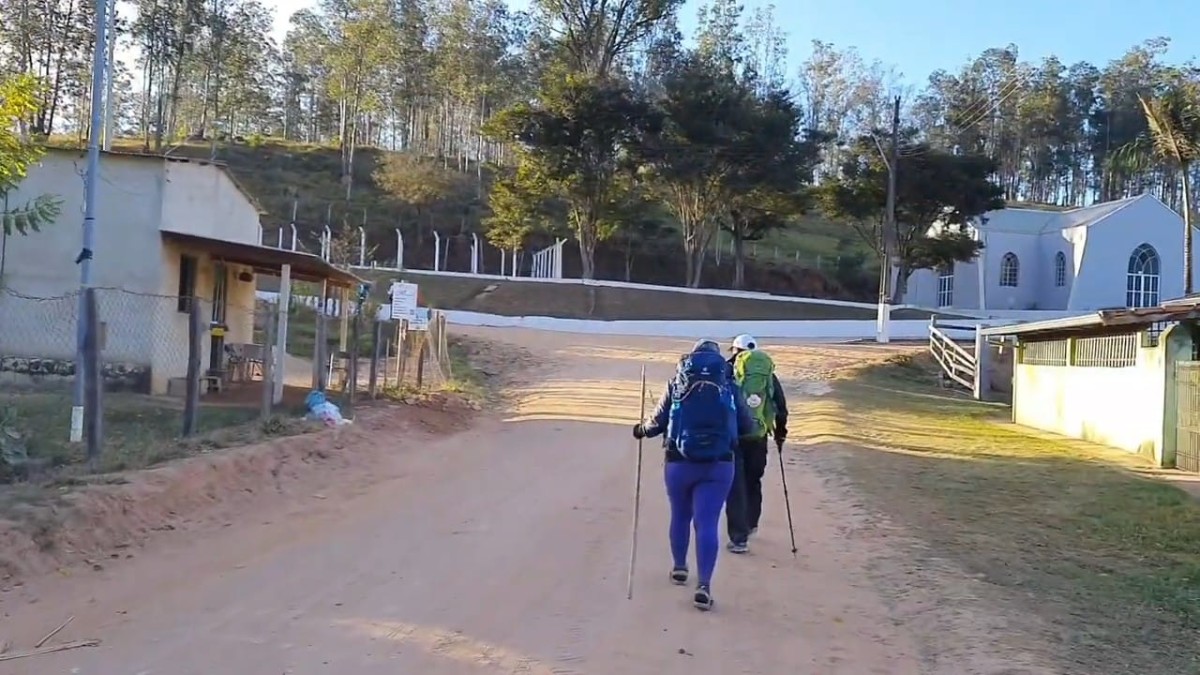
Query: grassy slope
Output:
[[797, 355, 1200, 674], [345, 269, 941, 321], [58, 136, 873, 294]]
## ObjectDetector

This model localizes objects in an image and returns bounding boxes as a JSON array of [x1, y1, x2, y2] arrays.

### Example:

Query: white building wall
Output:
[[152, 244, 258, 394], [160, 161, 261, 245], [982, 231, 1040, 311], [1070, 197, 1200, 310], [1012, 341, 1166, 464], [0, 153, 165, 363], [0, 152, 264, 394], [1036, 229, 1076, 310]]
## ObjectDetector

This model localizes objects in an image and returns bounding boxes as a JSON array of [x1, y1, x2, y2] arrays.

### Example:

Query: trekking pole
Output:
[[776, 439, 798, 557], [627, 364, 647, 600]]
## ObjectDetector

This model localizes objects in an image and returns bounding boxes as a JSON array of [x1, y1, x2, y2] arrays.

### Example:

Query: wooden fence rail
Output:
[[929, 318, 978, 393]]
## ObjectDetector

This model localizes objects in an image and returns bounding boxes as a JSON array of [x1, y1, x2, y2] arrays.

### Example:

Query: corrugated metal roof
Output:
[[161, 231, 363, 287], [981, 297, 1200, 338]]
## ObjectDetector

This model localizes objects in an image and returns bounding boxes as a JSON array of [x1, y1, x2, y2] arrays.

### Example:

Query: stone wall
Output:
[[0, 355, 151, 393]]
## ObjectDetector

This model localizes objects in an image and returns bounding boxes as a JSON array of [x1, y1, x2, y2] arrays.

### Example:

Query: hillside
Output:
[[57, 137, 875, 299], [263, 271, 939, 322]]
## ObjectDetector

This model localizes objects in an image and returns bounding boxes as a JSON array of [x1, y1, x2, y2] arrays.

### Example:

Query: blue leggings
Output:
[[664, 460, 736, 586]]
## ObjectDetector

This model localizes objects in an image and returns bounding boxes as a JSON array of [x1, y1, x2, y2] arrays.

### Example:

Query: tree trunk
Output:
[[690, 248, 706, 288], [889, 259, 910, 304], [732, 233, 747, 289], [683, 242, 695, 286], [1183, 162, 1193, 295], [624, 238, 633, 281], [578, 234, 596, 280]]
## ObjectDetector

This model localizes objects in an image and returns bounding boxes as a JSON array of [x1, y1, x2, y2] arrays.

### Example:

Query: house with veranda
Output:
[[902, 193, 1200, 312], [0, 148, 359, 395]]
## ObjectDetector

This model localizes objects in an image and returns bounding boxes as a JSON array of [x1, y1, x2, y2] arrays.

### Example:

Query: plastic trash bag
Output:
[[304, 390, 349, 427]]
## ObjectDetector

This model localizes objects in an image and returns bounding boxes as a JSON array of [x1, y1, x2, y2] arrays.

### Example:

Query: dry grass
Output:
[[794, 354, 1200, 675]]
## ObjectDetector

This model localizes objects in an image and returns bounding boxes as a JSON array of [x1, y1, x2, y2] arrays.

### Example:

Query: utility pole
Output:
[[876, 95, 901, 344], [72, 0, 109, 442], [102, 0, 116, 151]]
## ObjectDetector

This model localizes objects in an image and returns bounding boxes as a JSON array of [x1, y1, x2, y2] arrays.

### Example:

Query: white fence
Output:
[[257, 290, 349, 317], [256, 223, 821, 280], [531, 239, 565, 279], [254, 224, 1080, 345], [441, 310, 993, 341]]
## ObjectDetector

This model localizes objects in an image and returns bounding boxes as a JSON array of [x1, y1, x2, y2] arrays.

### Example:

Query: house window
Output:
[[999, 252, 1019, 287], [1054, 252, 1066, 287], [1126, 243, 1160, 308], [177, 254, 198, 313], [937, 266, 954, 307]]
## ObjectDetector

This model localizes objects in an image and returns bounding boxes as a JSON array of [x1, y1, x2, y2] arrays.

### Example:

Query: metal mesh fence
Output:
[[251, 294, 454, 403], [0, 282, 453, 456], [0, 285, 454, 480]]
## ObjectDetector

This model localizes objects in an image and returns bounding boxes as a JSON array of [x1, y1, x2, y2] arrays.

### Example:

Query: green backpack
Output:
[[733, 350, 776, 438]]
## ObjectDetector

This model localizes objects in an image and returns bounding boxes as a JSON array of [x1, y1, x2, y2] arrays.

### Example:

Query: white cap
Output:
[[731, 334, 757, 351]]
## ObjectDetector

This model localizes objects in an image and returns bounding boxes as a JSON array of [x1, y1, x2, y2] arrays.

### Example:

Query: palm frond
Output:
[[1137, 90, 1200, 166]]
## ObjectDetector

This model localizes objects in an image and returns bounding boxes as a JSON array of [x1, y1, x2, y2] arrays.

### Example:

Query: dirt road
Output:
[[2, 330, 939, 674]]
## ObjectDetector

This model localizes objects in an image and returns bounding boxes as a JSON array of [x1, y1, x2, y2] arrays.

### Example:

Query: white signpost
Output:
[[409, 307, 430, 331], [388, 280, 428, 331]]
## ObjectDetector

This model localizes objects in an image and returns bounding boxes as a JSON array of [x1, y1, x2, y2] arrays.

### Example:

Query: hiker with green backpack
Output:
[[725, 334, 789, 554]]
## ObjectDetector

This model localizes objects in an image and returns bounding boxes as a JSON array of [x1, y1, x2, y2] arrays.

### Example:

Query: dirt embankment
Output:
[[0, 397, 469, 588]]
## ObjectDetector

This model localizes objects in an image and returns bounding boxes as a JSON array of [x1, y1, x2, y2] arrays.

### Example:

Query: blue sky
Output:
[[260, 0, 1195, 86]]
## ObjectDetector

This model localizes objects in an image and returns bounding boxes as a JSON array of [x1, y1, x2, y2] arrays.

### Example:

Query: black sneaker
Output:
[[693, 584, 714, 611], [670, 567, 688, 585], [727, 540, 748, 554]]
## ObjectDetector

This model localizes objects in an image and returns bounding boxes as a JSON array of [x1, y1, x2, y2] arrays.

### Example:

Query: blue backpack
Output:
[[668, 350, 736, 461]]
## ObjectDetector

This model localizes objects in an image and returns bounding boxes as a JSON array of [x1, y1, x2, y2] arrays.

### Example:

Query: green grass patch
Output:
[[442, 336, 486, 403], [796, 355, 1200, 674], [0, 389, 315, 481]]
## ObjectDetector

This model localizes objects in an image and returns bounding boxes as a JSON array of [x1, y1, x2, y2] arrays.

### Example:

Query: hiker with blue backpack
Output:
[[631, 339, 755, 611], [725, 334, 789, 554]]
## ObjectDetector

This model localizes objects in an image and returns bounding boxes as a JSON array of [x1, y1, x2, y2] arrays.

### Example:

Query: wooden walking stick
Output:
[[627, 364, 648, 600]]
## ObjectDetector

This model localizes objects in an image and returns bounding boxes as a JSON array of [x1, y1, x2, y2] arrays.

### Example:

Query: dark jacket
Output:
[[727, 353, 789, 439], [643, 370, 756, 463]]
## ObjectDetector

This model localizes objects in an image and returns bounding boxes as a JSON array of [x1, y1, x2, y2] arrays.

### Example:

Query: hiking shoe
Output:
[[693, 584, 714, 611], [670, 567, 689, 585], [727, 541, 749, 554]]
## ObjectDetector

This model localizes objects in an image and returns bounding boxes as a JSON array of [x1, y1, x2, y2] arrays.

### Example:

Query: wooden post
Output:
[[347, 307, 360, 412], [183, 295, 202, 436], [438, 312, 450, 378], [312, 279, 329, 390], [383, 331, 392, 389], [416, 335, 427, 388], [399, 320, 411, 385], [261, 305, 275, 419], [82, 288, 103, 470], [973, 325, 992, 401], [339, 287, 349, 351], [274, 264, 291, 405], [369, 319, 382, 398]]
